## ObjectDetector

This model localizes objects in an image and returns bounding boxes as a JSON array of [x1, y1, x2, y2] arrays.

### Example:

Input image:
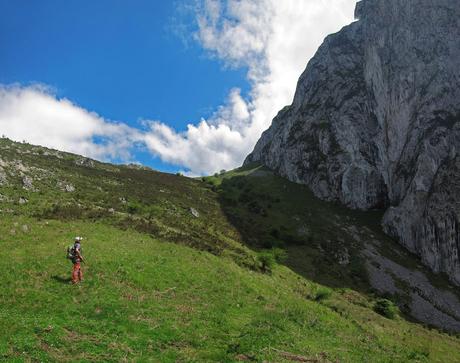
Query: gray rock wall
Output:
[[246, 0, 460, 285]]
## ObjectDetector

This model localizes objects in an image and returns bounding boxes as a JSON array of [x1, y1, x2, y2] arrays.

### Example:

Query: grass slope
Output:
[[203, 164, 460, 309], [0, 138, 459, 362], [2, 217, 459, 362]]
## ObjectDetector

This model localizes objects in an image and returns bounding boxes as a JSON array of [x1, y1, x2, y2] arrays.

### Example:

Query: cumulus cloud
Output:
[[0, 84, 141, 161], [144, 0, 357, 175], [1, 1, 357, 175], [144, 89, 249, 175]]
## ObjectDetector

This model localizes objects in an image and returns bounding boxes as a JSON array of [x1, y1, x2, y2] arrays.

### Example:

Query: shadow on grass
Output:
[[52, 275, 72, 284], [215, 173, 372, 292], [212, 167, 460, 333]]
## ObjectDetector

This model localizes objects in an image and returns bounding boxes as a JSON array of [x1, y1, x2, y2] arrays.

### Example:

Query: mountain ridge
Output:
[[246, 0, 460, 286]]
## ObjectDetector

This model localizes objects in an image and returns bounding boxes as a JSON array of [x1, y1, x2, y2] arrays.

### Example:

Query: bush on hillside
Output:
[[204, 178, 217, 186], [127, 201, 141, 214], [257, 250, 276, 273], [257, 248, 288, 273], [373, 298, 399, 319], [272, 248, 288, 263], [41, 203, 84, 220], [314, 287, 332, 302]]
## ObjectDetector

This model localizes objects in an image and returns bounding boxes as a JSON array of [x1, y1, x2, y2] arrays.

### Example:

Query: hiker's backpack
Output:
[[66, 245, 75, 260]]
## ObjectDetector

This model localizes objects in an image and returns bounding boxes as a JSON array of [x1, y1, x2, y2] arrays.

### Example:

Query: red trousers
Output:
[[72, 262, 83, 283]]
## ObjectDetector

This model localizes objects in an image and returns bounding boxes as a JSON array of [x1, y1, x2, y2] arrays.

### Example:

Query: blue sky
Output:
[[0, 0, 249, 172], [0, 0, 356, 175]]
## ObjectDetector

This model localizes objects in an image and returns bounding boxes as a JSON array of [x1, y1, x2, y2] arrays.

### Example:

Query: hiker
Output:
[[69, 237, 84, 284]]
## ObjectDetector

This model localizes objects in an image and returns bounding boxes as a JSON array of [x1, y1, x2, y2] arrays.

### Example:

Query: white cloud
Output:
[[144, 0, 357, 175], [0, 84, 141, 161], [0, 1, 357, 175]]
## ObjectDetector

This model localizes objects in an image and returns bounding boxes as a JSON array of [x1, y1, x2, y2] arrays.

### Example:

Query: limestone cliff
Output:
[[246, 0, 460, 285]]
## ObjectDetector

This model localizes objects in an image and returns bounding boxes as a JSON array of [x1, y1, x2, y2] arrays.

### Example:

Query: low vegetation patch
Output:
[[373, 298, 399, 319], [314, 287, 333, 302]]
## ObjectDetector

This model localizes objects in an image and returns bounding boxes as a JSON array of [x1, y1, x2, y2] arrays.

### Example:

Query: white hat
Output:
[[75, 236, 83, 241]]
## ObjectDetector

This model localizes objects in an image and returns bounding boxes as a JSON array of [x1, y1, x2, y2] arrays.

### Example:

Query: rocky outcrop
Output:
[[0, 168, 7, 185], [57, 181, 76, 193], [22, 176, 34, 191], [75, 157, 95, 168], [246, 0, 460, 285]]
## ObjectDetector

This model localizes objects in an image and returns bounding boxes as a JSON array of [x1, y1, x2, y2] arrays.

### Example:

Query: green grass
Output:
[[204, 164, 379, 290], [1, 138, 460, 362], [1, 217, 459, 362], [204, 164, 460, 300]]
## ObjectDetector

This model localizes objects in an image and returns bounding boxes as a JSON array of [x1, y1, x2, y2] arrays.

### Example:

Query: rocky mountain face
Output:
[[246, 0, 460, 285]]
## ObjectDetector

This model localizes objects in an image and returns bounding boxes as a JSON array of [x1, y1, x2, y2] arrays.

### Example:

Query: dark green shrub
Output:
[[126, 201, 141, 214], [408, 348, 430, 360], [257, 248, 287, 273], [42, 203, 84, 220], [374, 298, 399, 319], [257, 250, 276, 273], [314, 287, 332, 301], [272, 248, 287, 263]]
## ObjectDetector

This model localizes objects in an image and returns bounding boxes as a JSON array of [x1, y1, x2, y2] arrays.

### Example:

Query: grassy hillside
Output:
[[203, 165, 460, 329], [1, 138, 460, 362]]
